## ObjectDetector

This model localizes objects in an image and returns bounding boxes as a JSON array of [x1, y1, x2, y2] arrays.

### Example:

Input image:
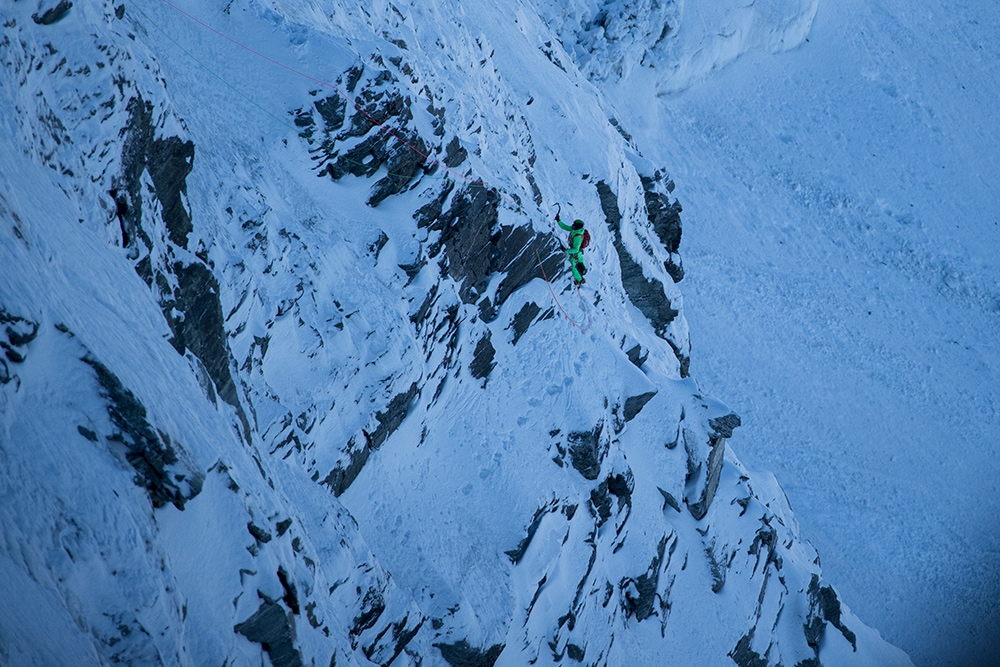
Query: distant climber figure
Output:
[[557, 210, 590, 285], [109, 188, 130, 247]]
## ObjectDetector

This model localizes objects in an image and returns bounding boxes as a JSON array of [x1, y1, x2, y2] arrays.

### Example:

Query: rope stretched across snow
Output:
[[535, 250, 591, 332]]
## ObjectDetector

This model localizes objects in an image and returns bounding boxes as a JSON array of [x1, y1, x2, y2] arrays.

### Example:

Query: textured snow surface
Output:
[[0, 0, 966, 665], [532, 0, 818, 93], [605, 1, 1000, 666]]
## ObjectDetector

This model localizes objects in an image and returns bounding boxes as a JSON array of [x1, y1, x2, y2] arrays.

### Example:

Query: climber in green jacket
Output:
[[557, 211, 589, 285]]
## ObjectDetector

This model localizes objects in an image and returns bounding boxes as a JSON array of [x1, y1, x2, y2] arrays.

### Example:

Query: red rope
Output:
[[535, 250, 591, 332], [575, 283, 592, 332], [154, 0, 523, 209]]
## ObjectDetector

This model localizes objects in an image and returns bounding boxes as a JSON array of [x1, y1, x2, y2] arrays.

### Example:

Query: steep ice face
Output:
[[0, 1, 910, 666]]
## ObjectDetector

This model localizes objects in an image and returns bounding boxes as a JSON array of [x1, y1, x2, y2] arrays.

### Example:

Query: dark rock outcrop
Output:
[[567, 423, 604, 481], [623, 391, 656, 422], [682, 406, 741, 520], [434, 639, 504, 667], [367, 134, 429, 206], [323, 127, 427, 206], [684, 432, 726, 521], [322, 439, 372, 497], [347, 589, 423, 666], [118, 96, 156, 253], [505, 504, 555, 564], [418, 184, 563, 317], [82, 355, 203, 509], [118, 95, 249, 439], [32, 1, 73, 25], [596, 181, 688, 375], [709, 413, 742, 439], [165, 262, 240, 411], [234, 601, 304, 667], [606, 471, 634, 512], [640, 173, 684, 282], [314, 94, 347, 131], [510, 301, 541, 345], [323, 382, 420, 496], [731, 572, 857, 667], [657, 487, 681, 513], [490, 224, 563, 316], [146, 136, 195, 248], [351, 588, 387, 637], [247, 521, 273, 544], [640, 174, 682, 254], [470, 331, 496, 380], [431, 186, 502, 303], [370, 382, 420, 449], [303, 67, 436, 206], [805, 574, 857, 653], [118, 96, 195, 252], [277, 567, 300, 615], [624, 342, 648, 368], [0, 309, 39, 383], [444, 136, 468, 168], [730, 629, 770, 667], [621, 535, 669, 622], [590, 482, 613, 526]]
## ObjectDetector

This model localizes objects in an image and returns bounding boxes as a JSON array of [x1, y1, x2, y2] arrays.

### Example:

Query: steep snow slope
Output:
[[587, 1, 1000, 665], [2, 1, 914, 665], [531, 0, 818, 94]]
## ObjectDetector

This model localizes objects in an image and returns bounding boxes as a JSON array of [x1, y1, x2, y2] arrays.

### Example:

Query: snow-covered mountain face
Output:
[[531, 0, 818, 93], [0, 1, 914, 666], [579, 1, 1000, 666]]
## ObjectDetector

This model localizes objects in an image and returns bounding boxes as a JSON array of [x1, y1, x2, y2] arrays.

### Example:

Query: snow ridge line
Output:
[[149, 0, 527, 212]]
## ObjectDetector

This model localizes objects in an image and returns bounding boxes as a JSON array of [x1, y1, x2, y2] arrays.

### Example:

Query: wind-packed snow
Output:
[[1, 0, 978, 665], [532, 0, 818, 94], [594, 1, 1000, 665]]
